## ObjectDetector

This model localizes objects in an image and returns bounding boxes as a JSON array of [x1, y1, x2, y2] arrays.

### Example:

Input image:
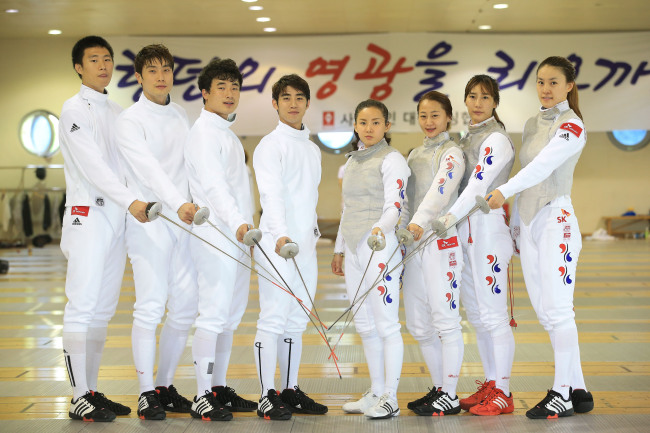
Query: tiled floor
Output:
[[0, 238, 648, 432]]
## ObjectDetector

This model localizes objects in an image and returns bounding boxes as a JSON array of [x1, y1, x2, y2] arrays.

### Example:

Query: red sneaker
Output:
[[469, 387, 514, 416], [460, 380, 495, 411]]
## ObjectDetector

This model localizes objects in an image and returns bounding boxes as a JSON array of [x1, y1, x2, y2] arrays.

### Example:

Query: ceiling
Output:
[[1, 0, 649, 39]]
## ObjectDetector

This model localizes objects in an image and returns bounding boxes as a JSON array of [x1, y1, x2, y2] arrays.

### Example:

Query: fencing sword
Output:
[[146, 202, 341, 376], [252, 237, 342, 377], [328, 195, 489, 333]]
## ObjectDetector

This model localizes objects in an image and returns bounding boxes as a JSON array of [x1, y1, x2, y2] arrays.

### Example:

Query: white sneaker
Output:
[[342, 389, 379, 414], [365, 393, 400, 419]]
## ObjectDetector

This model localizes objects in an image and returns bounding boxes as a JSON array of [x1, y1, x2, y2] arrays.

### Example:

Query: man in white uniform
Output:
[[59, 36, 149, 422], [115, 44, 198, 421], [185, 58, 257, 421], [252, 74, 327, 420]]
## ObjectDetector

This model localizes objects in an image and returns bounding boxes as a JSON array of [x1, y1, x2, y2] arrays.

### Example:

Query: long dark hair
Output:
[[351, 99, 391, 150], [417, 90, 453, 131], [464, 74, 505, 129], [537, 56, 583, 120]]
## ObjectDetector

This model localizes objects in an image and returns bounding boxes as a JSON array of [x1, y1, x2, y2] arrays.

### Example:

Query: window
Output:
[[19, 110, 60, 158]]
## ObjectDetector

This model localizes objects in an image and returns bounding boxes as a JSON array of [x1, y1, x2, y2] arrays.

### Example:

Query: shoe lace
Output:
[[537, 390, 558, 408], [475, 379, 490, 393], [293, 386, 318, 407], [167, 385, 190, 407], [479, 387, 501, 406]]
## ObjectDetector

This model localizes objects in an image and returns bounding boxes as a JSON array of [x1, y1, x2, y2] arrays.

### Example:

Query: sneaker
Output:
[[280, 386, 328, 414], [407, 387, 441, 411], [213, 385, 256, 412], [92, 391, 131, 416], [155, 384, 192, 413], [460, 379, 495, 411], [526, 389, 574, 419], [342, 389, 380, 414], [257, 389, 292, 420], [137, 390, 166, 420], [413, 391, 461, 416], [190, 391, 233, 421], [68, 391, 116, 422], [469, 387, 514, 416], [365, 393, 400, 419], [570, 387, 594, 413]]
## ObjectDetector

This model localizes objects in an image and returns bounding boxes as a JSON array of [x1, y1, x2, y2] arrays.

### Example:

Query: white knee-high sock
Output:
[[277, 332, 302, 391], [86, 326, 107, 391], [475, 328, 495, 381], [155, 321, 190, 388], [571, 343, 587, 391], [441, 329, 464, 399], [360, 331, 385, 396], [383, 332, 404, 398], [491, 324, 515, 395], [132, 324, 156, 394], [418, 335, 443, 389], [63, 331, 89, 400], [212, 330, 234, 388], [193, 328, 218, 396], [254, 329, 278, 396], [551, 325, 578, 400]]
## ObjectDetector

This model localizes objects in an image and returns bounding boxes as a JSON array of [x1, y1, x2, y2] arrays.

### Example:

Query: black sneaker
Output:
[[570, 387, 594, 413], [190, 391, 233, 421], [213, 385, 256, 412], [155, 384, 192, 413], [280, 386, 328, 414], [68, 391, 116, 422], [526, 389, 574, 419], [257, 389, 292, 420], [137, 390, 166, 420], [413, 391, 461, 416], [92, 391, 131, 416], [407, 387, 440, 410]]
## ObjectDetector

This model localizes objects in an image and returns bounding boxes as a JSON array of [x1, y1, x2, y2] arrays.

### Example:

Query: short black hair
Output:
[[134, 44, 174, 75], [71, 36, 114, 79], [197, 58, 243, 103], [271, 74, 310, 102]]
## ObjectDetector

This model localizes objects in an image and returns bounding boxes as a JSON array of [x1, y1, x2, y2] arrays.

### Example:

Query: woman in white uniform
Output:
[[400, 91, 466, 416], [440, 75, 516, 416], [487, 56, 593, 419], [332, 99, 410, 419]]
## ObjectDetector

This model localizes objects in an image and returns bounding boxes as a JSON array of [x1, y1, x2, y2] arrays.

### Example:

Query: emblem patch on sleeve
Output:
[[559, 122, 583, 138]]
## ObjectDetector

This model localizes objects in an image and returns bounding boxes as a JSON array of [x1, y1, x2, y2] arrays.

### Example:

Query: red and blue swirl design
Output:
[[558, 243, 573, 285], [445, 271, 458, 309], [394, 178, 405, 216], [474, 146, 494, 181], [377, 262, 393, 305], [485, 254, 502, 294], [437, 160, 455, 194]]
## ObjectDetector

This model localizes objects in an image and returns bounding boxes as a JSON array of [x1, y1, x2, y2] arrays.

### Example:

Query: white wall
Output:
[[1, 38, 648, 234]]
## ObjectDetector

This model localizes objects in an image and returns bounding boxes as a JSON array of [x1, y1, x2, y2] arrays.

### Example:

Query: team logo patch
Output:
[[486, 254, 502, 294], [559, 132, 570, 141], [437, 235, 459, 250], [558, 243, 573, 285], [376, 262, 393, 305], [71, 206, 89, 216], [70, 123, 80, 133], [559, 122, 583, 137], [445, 271, 458, 309], [95, 197, 104, 207], [72, 218, 82, 226]]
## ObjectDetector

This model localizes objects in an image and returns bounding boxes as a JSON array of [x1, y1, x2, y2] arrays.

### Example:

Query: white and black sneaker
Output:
[[342, 389, 379, 414], [137, 390, 166, 420], [257, 389, 292, 420], [69, 391, 116, 422], [407, 387, 441, 411], [413, 390, 461, 416], [365, 393, 400, 419], [526, 389, 574, 419], [190, 391, 233, 421]]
